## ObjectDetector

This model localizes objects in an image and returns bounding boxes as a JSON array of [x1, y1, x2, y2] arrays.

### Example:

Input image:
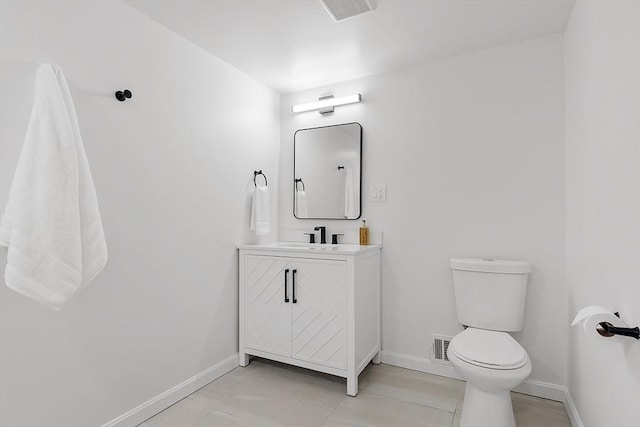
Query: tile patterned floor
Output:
[[139, 358, 571, 427]]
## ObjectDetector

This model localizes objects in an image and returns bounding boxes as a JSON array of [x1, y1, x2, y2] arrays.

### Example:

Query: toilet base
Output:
[[460, 382, 515, 427]]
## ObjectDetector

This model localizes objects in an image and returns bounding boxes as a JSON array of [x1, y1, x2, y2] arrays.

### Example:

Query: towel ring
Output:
[[295, 178, 305, 191], [254, 170, 267, 187]]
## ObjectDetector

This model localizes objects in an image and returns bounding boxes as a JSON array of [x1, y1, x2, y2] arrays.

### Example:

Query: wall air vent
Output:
[[319, 0, 378, 22], [431, 334, 452, 365]]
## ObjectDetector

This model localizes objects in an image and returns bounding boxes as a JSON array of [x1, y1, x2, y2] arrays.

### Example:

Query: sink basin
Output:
[[276, 242, 339, 250], [237, 242, 379, 255]]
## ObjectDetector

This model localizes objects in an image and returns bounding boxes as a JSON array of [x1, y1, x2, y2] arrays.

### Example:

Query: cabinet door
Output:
[[245, 255, 292, 357], [291, 258, 347, 370]]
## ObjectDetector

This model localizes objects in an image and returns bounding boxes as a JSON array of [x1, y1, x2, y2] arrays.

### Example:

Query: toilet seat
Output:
[[449, 328, 528, 370]]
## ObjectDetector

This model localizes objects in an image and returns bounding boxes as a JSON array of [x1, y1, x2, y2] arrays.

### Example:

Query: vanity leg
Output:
[[347, 374, 358, 396], [372, 350, 381, 365], [239, 352, 250, 367]]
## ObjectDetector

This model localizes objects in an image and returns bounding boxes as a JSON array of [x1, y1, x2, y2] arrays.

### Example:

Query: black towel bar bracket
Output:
[[254, 170, 267, 187], [597, 312, 640, 339], [294, 178, 305, 191]]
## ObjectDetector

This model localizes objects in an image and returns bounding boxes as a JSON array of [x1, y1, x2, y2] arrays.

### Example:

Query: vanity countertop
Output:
[[237, 242, 381, 255]]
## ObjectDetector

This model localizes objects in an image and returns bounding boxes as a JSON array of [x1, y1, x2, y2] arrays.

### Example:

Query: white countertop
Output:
[[237, 242, 381, 255]]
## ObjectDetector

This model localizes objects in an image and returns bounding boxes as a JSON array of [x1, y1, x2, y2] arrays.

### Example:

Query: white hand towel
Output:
[[0, 63, 108, 309], [295, 190, 309, 218], [344, 168, 357, 219], [250, 185, 270, 236]]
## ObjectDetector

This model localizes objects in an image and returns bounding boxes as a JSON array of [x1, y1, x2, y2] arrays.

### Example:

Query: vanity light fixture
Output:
[[291, 94, 362, 114]]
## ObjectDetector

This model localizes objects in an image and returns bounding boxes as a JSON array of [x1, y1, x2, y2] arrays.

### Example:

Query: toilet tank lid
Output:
[[450, 258, 531, 274]]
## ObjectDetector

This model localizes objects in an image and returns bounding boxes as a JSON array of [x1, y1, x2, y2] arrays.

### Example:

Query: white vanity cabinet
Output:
[[238, 243, 381, 396]]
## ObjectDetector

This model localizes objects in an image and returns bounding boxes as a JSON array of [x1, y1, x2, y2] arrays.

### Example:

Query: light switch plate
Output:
[[369, 184, 386, 202]]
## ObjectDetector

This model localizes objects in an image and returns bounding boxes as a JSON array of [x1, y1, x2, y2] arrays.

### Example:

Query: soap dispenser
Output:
[[359, 220, 369, 245]]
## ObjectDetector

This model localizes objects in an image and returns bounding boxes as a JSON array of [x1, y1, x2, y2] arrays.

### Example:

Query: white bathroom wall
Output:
[[280, 34, 566, 394], [564, 1, 640, 426], [0, 2, 279, 426]]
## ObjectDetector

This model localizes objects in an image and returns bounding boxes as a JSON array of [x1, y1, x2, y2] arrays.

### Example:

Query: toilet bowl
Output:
[[448, 328, 531, 427], [449, 258, 532, 427]]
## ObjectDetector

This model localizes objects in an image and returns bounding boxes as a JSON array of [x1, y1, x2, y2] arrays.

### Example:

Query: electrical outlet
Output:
[[369, 184, 386, 202]]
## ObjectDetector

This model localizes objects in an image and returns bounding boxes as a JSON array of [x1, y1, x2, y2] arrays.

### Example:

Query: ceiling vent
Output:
[[319, 0, 378, 22]]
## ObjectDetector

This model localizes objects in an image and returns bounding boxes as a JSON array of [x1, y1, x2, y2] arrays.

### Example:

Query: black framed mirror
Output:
[[294, 122, 362, 219]]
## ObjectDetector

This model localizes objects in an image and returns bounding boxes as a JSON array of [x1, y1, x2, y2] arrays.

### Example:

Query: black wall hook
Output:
[[115, 89, 132, 102]]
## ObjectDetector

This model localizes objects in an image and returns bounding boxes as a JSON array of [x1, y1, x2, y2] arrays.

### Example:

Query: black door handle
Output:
[[292, 269, 297, 303], [284, 269, 290, 303]]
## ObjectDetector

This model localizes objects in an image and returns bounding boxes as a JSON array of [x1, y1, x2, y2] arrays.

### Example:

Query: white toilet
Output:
[[448, 258, 532, 427]]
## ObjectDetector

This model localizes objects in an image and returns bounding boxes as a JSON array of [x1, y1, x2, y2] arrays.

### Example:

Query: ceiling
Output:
[[126, 0, 575, 94]]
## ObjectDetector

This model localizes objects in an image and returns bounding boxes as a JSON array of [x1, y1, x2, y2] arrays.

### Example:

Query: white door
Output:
[[291, 258, 347, 370], [245, 255, 292, 357]]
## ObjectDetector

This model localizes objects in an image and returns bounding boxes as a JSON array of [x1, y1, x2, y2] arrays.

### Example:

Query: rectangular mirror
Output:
[[294, 122, 362, 219]]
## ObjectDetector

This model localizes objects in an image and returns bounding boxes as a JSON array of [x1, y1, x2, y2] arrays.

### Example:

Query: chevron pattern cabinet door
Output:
[[245, 255, 292, 357], [291, 259, 347, 370]]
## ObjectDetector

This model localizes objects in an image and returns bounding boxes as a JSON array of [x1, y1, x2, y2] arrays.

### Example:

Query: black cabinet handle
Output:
[[292, 269, 297, 303], [284, 269, 290, 303]]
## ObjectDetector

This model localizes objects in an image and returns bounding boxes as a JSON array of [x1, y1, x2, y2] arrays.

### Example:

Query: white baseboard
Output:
[[380, 350, 463, 381], [380, 350, 566, 401], [563, 388, 584, 427], [513, 378, 567, 402], [101, 353, 239, 427]]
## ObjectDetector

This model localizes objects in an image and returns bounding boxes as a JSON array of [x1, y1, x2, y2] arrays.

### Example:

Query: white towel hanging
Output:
[[0, 63, 108, 309], [344, 168, 357, 219], [296, 189, 309, 218], [250, 184, 270, 236]]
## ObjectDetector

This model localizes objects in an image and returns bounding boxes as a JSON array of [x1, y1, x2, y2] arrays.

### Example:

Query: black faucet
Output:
[[314, 226, 327, 244]]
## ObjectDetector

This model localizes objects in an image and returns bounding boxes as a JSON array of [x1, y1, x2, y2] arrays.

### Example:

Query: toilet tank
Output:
[[450, 258, 531, 332]]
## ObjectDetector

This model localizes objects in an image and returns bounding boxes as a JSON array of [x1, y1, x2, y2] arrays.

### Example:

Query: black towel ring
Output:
[[294, 178, 305, 191], [254, 170, 267, 187]]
